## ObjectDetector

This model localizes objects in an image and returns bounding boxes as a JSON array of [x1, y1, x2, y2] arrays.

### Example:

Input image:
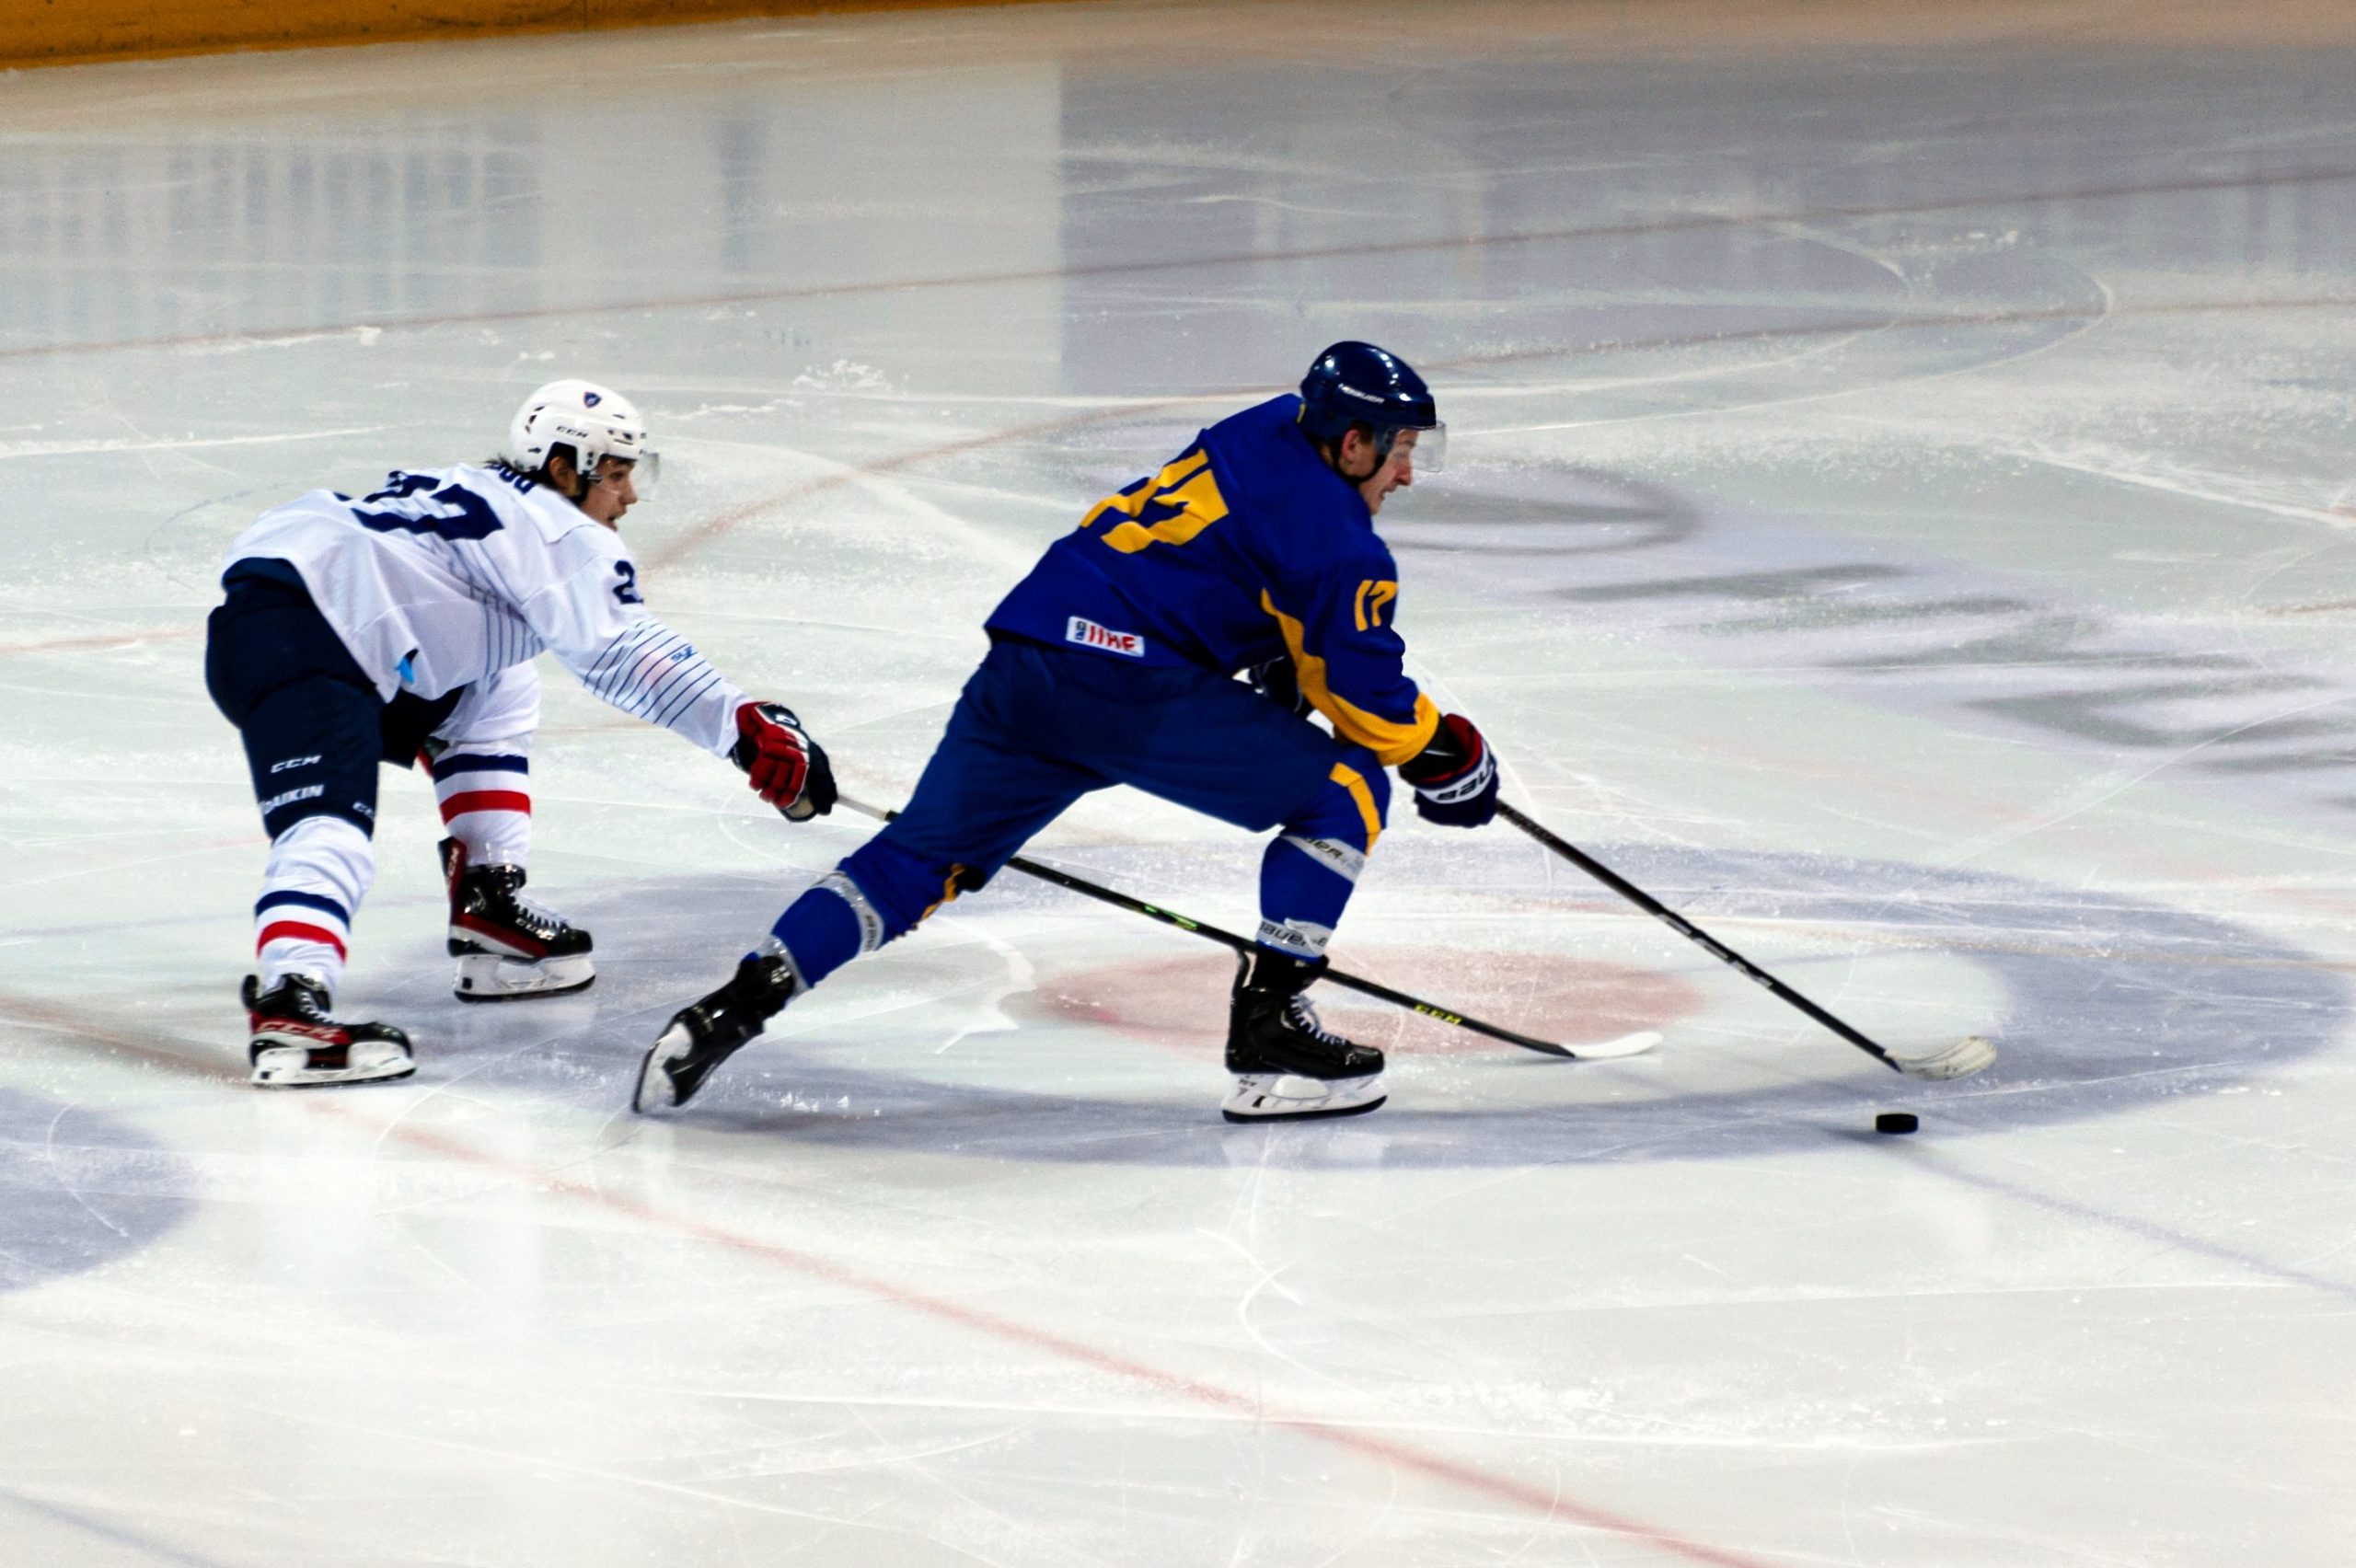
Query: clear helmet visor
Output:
[[1384, 421, 1445, 472], [593, 448, 659, 500]]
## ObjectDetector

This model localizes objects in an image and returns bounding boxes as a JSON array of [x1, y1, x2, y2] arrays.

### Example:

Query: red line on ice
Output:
[[328, 1106, 1783, 1568]]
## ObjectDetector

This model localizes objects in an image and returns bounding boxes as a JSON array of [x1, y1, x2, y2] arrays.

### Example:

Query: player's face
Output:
[[579, 457, 639, 528], [1354, 428, 1416, 515]]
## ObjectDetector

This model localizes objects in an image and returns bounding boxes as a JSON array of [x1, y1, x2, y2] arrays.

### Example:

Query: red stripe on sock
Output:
[[438, 790, 531, 824], [257, 920, 348, 961]]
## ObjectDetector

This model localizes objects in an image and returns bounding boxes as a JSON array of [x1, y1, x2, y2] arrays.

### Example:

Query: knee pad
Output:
[[1283, 754, 1391, 864], [837, 836, 977, 942], [241, 677, 383, 840]]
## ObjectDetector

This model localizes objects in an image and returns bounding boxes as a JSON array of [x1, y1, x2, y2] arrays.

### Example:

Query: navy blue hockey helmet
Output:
[[1297, 340, 1446, 470]]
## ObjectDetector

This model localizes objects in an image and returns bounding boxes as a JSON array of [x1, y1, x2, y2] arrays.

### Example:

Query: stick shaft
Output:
[[1496, 802, 1904, 1074], [1005, 849, 1576, 1053], [837, 794, 1577, 1058]]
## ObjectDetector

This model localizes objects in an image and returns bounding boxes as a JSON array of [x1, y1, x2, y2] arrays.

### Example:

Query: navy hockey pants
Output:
[[769, 636, 1391, 984], [204, 559, 456, 840]]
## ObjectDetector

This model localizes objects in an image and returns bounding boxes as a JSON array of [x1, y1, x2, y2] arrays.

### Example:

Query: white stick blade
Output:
[[1896, 1033, 1997, 1080], [1570, 1030, 1661, 1060]]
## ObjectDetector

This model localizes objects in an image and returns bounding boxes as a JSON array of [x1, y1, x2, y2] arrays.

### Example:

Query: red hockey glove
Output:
[[732, 702, 836, 821], [1398, 713, 1498, 828]]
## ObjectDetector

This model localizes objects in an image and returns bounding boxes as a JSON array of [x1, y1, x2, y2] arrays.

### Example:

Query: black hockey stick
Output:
[[835, 793, 1657, 1062], [1496, 801, 1995, 1080]]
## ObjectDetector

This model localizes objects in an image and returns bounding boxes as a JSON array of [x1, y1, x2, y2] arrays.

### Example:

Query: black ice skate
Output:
[[1222, 949, 1387, 1123], [632, 950, 801, 1113], [443, 838, 595, 1001], [244, 974, 415, 1088]]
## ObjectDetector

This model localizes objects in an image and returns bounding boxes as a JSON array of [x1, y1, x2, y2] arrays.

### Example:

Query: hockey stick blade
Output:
[[1559, 1029, 1662, 1060], [1497, 801, 1998, 1083], [1892, 1033, 1998, 1081]]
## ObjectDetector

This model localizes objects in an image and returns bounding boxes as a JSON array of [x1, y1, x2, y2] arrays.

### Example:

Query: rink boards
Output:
[[3, 0, 1070, 70]]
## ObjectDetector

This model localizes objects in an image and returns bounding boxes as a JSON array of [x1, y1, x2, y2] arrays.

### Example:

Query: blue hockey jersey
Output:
[[986, 395, 1439, 766]]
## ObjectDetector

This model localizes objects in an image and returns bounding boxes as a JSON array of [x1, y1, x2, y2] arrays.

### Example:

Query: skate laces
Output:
[[471, 869, 565, 937], [248, 975, 337, 1029], [276, 977, 333, 1021], [509, 890, 564, 934], [1284, 994, 1348, 1047]]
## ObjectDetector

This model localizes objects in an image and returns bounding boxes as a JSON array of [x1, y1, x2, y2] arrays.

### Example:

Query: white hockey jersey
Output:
[[224, 463, 745, 756]]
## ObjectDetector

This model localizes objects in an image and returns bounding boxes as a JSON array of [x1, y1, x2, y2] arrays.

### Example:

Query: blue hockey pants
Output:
[[768, 637, 1389, 985]]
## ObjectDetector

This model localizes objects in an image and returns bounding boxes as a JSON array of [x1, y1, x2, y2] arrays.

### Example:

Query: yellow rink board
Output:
[[7, 0, 1071, 69]]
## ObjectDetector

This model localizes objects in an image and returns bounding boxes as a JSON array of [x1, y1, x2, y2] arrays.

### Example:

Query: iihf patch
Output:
[[1067, 617, 1145, 657]]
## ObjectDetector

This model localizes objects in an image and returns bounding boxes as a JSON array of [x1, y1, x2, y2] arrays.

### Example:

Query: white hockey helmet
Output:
[[505, 379, 660, 494]]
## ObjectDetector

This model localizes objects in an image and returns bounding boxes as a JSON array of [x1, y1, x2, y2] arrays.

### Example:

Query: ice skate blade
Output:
[[630, 1022, 695, 1114], [453, 951, 595, 1002], [1220, 1071, 1386, 1123], [249, 1041, 414, 1089], [1221, 1095, 1385, 1124]]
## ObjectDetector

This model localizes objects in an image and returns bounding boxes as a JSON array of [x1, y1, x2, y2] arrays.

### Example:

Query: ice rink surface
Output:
[[5, 1, 2356, 1562]]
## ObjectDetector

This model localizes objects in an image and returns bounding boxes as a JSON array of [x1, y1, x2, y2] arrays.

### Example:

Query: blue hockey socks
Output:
[[766, 874, 870, 986], [768, 836, 974, 986], [1256, 759, 1388, 959]]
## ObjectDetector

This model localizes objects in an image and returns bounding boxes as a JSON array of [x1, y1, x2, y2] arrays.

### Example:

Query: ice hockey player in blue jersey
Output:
[[635, 342, 1499, 1123], [205, 380, 836, 1088]]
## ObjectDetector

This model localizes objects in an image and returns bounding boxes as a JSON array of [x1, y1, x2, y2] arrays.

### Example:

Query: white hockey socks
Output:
[[431, 741, 532, 869], [254, 815, 375, 993]]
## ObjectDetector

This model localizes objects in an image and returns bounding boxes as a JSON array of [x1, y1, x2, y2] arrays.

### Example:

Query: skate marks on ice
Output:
[[1874, 1138, 2356, 1305], [915, 842, 2339, 1170], [0, 1487, 240, 1568], [1388, 465, 2356, 827], [0, 1089, 191, 1294], [454, 847, 2349, 1172]]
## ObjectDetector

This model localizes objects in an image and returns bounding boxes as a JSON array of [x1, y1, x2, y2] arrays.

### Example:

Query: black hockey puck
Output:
[[1874, 1112, 1920, 1135]]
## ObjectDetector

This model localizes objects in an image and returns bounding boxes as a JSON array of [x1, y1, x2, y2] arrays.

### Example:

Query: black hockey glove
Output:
[[1399, 713, 1498, 828], [1247, 655, 1310, 716]]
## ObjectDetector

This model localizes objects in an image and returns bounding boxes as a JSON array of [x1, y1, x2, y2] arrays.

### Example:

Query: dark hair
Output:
[[485, 446, 582, 490]]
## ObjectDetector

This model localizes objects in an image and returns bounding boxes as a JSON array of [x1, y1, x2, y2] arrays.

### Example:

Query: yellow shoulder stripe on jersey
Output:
[[1260, 591, 1439, 766], [1080, 478, 1154, 533], [1329, 763, 1383, 847]]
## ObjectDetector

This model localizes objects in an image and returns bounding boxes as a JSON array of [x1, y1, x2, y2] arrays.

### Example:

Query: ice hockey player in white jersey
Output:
[[204, 379, 834, 1087]]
